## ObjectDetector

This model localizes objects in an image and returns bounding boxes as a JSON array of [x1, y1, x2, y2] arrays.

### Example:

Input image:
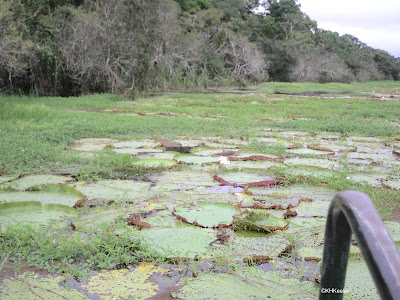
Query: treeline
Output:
[[0, 0, 399, 97]]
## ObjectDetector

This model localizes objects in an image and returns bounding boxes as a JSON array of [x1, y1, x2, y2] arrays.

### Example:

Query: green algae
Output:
[[83, 264, 162, 300], [174, 202, 240, 227]]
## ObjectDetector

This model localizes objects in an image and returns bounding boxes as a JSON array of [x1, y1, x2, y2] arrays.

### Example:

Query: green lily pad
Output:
[[344, 258, 379, 299], [0, 201, 77, 227], [0, 184, 84, 207], [234, 211, 289, 233], [69, 138, 118, 152], [346, 173, 385, 186], [173, 271, 317, 299], [293, 201, 331, 218], [70, 180, 152, 203], [284, 158, 342, 170], [174, 154, 220, 165], [286, 147, 334, 156], [83, 264, 163, 300], [383, 221, 400, 242], [0, 176, 15, 185], [383, 178, 400, 190], [248, 185, 335, 202], [130, 158, 177, 169], [138, 227, 216, 259], [112, 140, 159, 149], [225, 160, 280, 170], [208, 230, 291, 260], [174, 202, 240, 228], [113, 148, 163, 155], [150, 171, 216, 193], [0, 273, 87, 300], [215, 172, 280, 187], [2, 174, 73, 191], [73, 204, 146, 231]]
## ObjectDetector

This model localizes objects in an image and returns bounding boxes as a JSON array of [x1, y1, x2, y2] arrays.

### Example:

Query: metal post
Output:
[[319, 191, 400, 300]]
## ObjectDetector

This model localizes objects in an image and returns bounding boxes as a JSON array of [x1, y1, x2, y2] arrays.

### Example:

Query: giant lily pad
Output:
[[286, 147, 334, 156], [0, 201, 77, 227], [234, 211, 289, 233], [174, 154, 220, 165], [137, 227, 216, 259], [293, 200, 331, 218], [68, 138, 118, 152], [173, 202, 240, 228], [73, 204, 148, 231], [0, 273, 87, 300], [0, 184, 84, 207], [214, 172, 283, 187], [70, 180, 152, 203], [1, 174, 73, 191], [130, 158, 177, 169], [344, 258, 379, 299], [150, 171, 216, 193], [173, 271, 317, 299]]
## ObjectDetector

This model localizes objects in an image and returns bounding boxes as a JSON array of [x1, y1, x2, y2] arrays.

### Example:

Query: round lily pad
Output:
[[214, 172, 281, 187], [130, 158, 177, 169], [69, 138, 118, 152], [138, 227, 216, 259], [234, 211, 289, 233], [0, 184, 84, 207], [70, 180, 152, 203], [286, 147, 334, 156], [174, 154, 220, 165], [2, 174, 73, 191], [174, 202, 240, 228], [0, 273, 87, 300], [0, 201, 77, 227]]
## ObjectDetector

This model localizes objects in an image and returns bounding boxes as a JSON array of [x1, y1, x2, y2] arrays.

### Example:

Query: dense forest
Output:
[[1, 0, 399, 97]]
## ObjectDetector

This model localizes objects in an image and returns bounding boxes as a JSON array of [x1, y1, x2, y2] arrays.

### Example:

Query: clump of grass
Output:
[[0, 222, 154, 280]]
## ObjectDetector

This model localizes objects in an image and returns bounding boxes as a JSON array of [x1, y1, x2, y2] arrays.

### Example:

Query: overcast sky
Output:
[[297, 0, 400, 57]]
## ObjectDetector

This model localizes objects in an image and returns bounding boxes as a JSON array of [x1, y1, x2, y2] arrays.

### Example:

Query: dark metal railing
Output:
[[319, 191, 400, 300]]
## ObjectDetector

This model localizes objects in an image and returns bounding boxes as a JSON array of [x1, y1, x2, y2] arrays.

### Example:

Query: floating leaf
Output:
[[174, 154, 220, 165], [138, 227, 216, 259], [0, 201, 77, 227], [0, 273, 87, 300], [286, 147, 334, 156], [130, 158, 177, 169], [214, 172, 283, 187], [344, 259, 379, 299], [70, 180, 152, 203], [68, 138, 118, 152], [0, 184, 84, 207], [293, 201, 331, 218], [173, 202, 240, 228], [234, 211, 289, 233], [2, 174, 73, 191], [173, 271, 317, 299]]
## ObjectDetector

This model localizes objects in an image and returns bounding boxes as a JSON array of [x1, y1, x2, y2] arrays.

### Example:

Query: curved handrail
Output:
[[319, 191, 400, 300]]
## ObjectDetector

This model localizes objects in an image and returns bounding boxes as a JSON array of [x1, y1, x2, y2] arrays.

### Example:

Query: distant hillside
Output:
[[0, 0, 399, 96]]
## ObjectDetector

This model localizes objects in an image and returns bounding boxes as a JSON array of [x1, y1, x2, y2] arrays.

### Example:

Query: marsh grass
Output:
[[0, 81, 399, 286]]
